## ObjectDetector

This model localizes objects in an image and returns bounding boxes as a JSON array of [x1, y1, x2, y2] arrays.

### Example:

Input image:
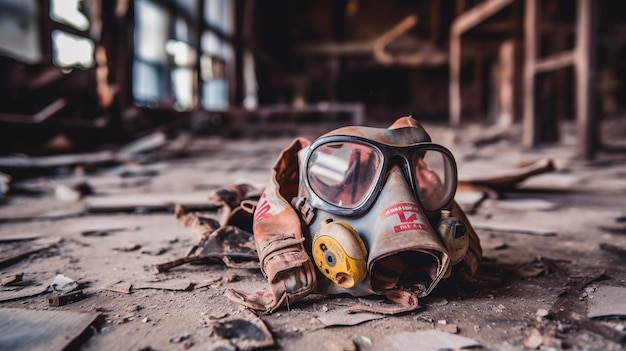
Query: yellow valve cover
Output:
[[312, 221, 367, 289]]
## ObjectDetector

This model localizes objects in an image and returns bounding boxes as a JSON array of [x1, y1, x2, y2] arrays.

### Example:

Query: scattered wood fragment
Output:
[[106, 281, 133, 294], [1, 273, 24, 286], [48, 290, 87, 307], [0, 283, 49, 302], [316, 309, 384, 327], [133, 278, 192, 291], [207, 309, 275, 350]]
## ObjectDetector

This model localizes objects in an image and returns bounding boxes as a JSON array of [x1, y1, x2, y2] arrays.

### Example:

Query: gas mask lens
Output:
[[306, 141, 383, 208], [305, 136, 457, 214], [414, 149, 456, 211]]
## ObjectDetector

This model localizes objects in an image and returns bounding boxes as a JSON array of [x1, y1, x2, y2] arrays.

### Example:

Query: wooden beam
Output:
[[0, 98, 67, 124], [449, 0, 516, 127], [372, 15, 448, 67], [451, 0, 516, 34], [522, 0, 539, 148], [449, 30, 462, 127], [497, 40, 516, 126], [534, 50, 575, 73], [575, 0, 598, 160]]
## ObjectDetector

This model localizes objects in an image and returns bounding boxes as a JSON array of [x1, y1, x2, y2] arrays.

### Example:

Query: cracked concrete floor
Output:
[[1, 119, 626, 351]]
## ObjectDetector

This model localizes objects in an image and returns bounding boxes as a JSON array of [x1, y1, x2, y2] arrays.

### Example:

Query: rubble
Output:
[[0, 123, 625, 350]]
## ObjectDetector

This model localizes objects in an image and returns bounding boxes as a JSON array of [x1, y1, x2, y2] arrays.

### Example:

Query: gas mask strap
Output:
[[421, 259, 450, 297], [292, 196, 315, 225]]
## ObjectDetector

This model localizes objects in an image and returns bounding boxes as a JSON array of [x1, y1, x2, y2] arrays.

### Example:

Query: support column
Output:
[[575, 0, 597, 159], [522, 0, 539, 148]]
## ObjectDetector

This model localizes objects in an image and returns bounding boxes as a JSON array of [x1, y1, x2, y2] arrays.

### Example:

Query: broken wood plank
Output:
[[116, 131, 167, 161], [587, 285, 626, 318], [458, 158, 555, 190], [374, 330, 481, 351], [0, 283, 49, 302], [0, 239, 61, 269], [0, 151, 114, 169], [0, 307, 102, 351]]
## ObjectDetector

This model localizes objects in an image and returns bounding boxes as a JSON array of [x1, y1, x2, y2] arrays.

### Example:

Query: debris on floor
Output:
[[315, 308, 384, 327], [0, 123, 625, 350], [0, 237, 62, 269], [373, 330, 481, 351], [0, 307, 102, 351], [587, 285, 626, 318], [206, 309, 275, 350]]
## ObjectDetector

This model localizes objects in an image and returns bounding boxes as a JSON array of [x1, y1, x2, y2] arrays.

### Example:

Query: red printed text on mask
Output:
[[381, 203, 429, 233]]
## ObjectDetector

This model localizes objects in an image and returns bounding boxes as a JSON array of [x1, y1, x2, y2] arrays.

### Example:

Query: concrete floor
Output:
[[1, 119, 626, 351]]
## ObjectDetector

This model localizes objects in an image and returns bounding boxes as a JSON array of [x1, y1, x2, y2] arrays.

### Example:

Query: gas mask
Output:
[[226, 116, 481, 314]]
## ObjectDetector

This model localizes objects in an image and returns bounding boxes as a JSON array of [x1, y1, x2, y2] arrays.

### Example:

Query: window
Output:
[[0, 0, 42, 64], [49, 0, 94, 70], [201, 0, 234, 110], [132, 0, 236, 111]]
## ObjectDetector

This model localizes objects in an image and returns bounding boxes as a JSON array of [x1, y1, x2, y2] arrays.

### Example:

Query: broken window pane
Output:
[[202, 80, 228, 110], [134, 0, 169, 62], [172, 68, 195, 111], [51, 30, 94, 69], [166, 40, 196, 67], [133, 61, 164, 106], [50, 0, 90, 31], [204, 0, 233, 35], [0, 0, 42, 63]]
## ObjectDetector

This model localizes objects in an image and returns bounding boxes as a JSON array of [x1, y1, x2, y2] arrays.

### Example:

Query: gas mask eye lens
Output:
[[307, 141, 382, 208], [413, 149, 455, 211]]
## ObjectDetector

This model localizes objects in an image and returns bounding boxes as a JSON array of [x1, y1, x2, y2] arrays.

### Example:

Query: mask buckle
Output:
[[293, 196, 315, 225]]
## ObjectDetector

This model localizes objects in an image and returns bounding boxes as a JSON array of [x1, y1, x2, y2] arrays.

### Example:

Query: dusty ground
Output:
[[1, 118, 626, 351]]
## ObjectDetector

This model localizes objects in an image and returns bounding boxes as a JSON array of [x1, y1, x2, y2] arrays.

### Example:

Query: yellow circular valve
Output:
[[312, 221, 367, 289]]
